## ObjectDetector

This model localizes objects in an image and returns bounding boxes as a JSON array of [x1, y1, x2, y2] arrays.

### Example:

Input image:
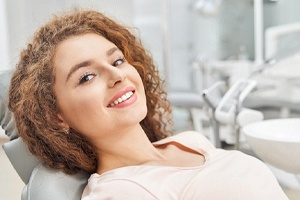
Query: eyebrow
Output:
[[106, 47, 119, 56], [65, 47, 120, 82], [66, 60, 92, 82]]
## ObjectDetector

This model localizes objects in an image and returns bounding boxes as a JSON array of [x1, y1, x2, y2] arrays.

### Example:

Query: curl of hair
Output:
[[8, 10, 173, 174]]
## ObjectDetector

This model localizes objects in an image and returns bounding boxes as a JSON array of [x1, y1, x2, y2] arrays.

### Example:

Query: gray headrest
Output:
[[0, 70, 18, 139], [2, 137, 40, 183]]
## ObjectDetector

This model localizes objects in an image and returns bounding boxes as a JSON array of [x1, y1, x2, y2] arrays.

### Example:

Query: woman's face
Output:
[[53, 33, 147, 140]]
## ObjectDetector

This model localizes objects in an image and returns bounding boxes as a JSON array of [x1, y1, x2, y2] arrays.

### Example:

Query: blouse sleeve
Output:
[[82, 179, 157, 200]]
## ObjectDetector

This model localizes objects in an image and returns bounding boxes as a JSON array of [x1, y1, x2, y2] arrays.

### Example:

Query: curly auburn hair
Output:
[[8, 10, 173, 174]]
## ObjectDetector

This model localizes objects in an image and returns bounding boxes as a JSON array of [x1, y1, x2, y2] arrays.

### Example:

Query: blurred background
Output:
[[1, 0, 300, 199]]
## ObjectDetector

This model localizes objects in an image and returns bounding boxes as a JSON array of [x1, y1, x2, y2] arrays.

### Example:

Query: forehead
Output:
[[55, 33, 114, 54], [53, 33, 116, 66]]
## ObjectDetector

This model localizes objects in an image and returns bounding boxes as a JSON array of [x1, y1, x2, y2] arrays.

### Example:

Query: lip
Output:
[[107, 86, 136, 107]]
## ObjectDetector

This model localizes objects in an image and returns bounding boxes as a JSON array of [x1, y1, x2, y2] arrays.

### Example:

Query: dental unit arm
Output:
[[215, 79, 264, 149], [202, 79, 264, 149], [214, 79, 261, 126], [202, 81, 226, 148]]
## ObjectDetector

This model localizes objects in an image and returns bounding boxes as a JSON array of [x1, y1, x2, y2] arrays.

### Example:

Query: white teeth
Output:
[[109, 91, 134, 107], [121, 95, 127, 101]]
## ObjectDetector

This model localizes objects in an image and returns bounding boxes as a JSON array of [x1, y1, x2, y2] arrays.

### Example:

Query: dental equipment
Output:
[[214, 79, 257, 125], [250, 37, 300, 79], [202, 81, 225, 148], [265, 22, 300, 60], [248, 32, 300, 117], [214, 79, 263, 149], [201, 30, 300, 149], [202, 77, 263, 149]]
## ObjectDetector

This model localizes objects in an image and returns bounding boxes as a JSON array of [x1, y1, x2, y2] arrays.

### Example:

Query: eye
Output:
[[78, 73, 96, 85], [113, 57, 126, 67]]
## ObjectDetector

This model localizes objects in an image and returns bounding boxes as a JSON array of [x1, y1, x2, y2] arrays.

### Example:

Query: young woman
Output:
[[8, 10, 288, 199]]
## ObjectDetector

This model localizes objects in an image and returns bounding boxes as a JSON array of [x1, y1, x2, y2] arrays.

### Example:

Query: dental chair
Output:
[[0, 70, 89, 200]]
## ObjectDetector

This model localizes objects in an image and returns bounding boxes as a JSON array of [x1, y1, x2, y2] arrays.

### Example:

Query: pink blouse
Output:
[[82, 131, 288, 200]]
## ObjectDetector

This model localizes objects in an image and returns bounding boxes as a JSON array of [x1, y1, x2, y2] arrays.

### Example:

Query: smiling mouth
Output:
[[108, 91, 135, 107]]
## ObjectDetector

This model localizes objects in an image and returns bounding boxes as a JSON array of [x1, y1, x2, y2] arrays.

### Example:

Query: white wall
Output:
[[5, 0, 135, 68], [0, 0, 10, 70], [132, 0, 164, 77]]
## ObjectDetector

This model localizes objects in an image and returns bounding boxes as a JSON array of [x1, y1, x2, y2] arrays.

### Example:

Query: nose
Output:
[[107, 66, 126, 87]]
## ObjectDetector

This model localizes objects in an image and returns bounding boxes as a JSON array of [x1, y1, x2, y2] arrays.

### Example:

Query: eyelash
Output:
[[78, 72, 96, 85], [78, 57, 126, 85], [113, 57, 126, 67]]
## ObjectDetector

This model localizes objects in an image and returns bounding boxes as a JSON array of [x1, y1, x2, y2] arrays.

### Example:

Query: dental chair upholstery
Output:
[[0, 70, 89, 200]]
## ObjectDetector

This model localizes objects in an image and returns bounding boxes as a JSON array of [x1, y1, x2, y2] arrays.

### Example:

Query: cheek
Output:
[[59, 90, 104, 128], [129, 67, 145, 91]]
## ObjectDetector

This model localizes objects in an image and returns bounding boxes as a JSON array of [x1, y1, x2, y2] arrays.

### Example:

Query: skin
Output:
[[53, 33, 205, 174]]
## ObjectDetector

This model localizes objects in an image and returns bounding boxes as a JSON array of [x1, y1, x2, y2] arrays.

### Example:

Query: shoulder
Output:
[[154, 131, 214, 146], [82, 174, 157, 200], [153, 131, 215, 155], [215, 149, 279, 180], [174, 131, 210, 141]]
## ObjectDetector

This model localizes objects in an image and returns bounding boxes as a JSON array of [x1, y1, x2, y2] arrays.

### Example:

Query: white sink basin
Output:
[[243, 118, 300, 174]]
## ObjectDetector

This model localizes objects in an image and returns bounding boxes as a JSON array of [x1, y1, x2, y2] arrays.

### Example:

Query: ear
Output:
[[57, 113, 69, 130]]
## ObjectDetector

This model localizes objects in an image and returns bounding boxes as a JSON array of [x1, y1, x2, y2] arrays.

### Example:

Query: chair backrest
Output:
[[1, 70, 89, 200], [2, 138, 89, 200]]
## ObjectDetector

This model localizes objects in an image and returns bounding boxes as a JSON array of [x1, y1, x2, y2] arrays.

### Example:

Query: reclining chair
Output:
[[0, 70, 89, 200]]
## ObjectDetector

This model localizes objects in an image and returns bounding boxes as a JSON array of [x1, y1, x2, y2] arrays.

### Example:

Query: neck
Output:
[[94, 124, 164, 174]]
